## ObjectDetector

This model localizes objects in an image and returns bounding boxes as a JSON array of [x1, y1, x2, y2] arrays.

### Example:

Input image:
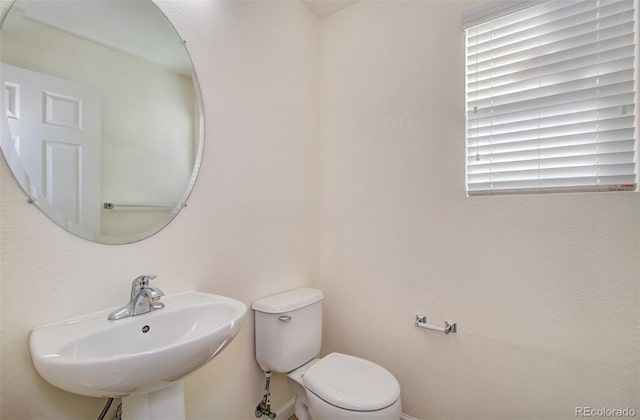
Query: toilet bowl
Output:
[[252, 288, 402, 420], [287, 353, 401, 420]]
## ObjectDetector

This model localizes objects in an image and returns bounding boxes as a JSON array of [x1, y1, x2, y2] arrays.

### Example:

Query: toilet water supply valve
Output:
[[255, 370, 276, 419]]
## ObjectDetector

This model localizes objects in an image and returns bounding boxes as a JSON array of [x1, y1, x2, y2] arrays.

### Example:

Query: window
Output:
[[464, 0, 637, 195]]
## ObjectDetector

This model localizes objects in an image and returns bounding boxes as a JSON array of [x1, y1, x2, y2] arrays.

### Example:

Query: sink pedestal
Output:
[[122, 381, 185, 420]]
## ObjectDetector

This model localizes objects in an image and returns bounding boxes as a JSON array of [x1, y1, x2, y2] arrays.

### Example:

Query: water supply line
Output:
[[97, 398, 113, 420], [97, 398, 121, 420], [255, 370, 276, 418]]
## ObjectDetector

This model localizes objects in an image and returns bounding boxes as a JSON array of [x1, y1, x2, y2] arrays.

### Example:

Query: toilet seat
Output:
[[302, 353, 400, 411]]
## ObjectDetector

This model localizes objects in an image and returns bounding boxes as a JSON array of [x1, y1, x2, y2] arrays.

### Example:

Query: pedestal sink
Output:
[[29, 291, 247, 419]]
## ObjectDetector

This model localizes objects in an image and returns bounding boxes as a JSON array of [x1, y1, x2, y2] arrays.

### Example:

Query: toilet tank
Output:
[[252, 287, 323, 373]]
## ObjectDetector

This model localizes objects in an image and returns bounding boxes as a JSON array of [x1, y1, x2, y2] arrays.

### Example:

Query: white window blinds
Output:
[[465, 0, 637, 195]]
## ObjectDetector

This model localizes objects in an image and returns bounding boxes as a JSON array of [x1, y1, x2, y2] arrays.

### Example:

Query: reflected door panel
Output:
[[1, 63, 101, 239]]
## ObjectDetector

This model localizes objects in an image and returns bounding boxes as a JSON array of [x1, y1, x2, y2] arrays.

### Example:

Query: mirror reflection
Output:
[[0, 0, 204, 244]]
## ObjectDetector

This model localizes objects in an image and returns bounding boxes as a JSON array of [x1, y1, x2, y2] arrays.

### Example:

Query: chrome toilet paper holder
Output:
[[415, 314, 457, 334]]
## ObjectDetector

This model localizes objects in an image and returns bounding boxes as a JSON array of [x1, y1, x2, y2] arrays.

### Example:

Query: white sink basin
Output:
[[30, 291, 247, 398]]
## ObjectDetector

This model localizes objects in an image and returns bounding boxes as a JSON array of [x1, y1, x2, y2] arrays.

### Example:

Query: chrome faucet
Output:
[[108, 275, 165, 320]]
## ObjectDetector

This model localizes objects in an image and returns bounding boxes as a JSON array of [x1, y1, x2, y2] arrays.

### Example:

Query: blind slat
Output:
[[468, 81, 634, 120], [467, 174, 636, 195], [467, 140, 636, 165], [468, 70, 634, 112], [468, 93, 635, 125], [468, 152, 635, 175], [469, 115, 635, 146], [468, 104, 636, 138], [467, 129, 635, 155], [468, 2, 634, 55], [468, 56, 635, 101], [468, 39, 634, 89]]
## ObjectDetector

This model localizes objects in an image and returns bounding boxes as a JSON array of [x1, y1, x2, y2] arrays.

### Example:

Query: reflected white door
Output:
[[1, 63, 101, 239]]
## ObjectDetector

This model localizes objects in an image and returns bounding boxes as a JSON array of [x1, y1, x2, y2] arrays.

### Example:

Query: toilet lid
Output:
[[302, 352, 400, 411]]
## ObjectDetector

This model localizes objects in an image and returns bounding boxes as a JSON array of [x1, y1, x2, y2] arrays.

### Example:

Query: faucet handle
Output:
[[130, 275, 158, 297], [132, 274, 157, 286]]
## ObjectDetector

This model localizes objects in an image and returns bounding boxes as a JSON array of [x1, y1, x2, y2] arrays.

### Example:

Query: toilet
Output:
[[252, 287, 402, 420]]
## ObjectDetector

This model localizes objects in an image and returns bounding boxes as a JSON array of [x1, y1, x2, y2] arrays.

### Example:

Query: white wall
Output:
[[319, 1, 639, 419], [0, 0, 319, 418]]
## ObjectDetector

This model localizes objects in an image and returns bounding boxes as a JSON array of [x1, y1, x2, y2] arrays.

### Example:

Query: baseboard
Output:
[[274, 398, 415, 420], [274, 397, 295, 419]]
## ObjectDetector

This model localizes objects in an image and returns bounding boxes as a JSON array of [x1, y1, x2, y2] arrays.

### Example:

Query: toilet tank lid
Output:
[[251, 287, 324, 313]]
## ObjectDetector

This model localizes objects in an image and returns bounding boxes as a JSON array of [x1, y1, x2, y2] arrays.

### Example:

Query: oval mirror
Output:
[[0, 0, 204, 244]]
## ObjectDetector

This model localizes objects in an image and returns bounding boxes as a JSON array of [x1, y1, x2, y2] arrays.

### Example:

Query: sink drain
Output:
[[141, 325, 150, 333]]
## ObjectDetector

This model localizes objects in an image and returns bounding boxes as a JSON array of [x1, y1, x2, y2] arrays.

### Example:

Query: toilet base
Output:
[[287, 359, 319, 420]]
